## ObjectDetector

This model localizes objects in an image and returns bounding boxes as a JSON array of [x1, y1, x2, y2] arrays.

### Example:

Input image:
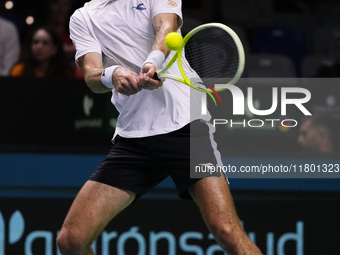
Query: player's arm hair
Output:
[[77, 52, 111, 94], [152, 13, 180, 58]]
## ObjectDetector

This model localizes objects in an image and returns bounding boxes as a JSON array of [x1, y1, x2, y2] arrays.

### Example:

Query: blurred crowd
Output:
[[0, 0, 82, 78], [1, 0, 340, 79], [183, 0, 340, 78], [1, 0, 340, 154], [298, 115, 337, 154]]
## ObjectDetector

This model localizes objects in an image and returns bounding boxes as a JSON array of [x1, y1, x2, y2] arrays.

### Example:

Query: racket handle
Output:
[[152, 72, 160, 81]]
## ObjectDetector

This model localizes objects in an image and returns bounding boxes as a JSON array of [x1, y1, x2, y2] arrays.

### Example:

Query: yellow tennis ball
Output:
[[165, 32, 183, 51]]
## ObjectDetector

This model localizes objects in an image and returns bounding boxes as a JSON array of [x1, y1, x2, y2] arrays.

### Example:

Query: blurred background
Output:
[[1, 0, 340, 254]]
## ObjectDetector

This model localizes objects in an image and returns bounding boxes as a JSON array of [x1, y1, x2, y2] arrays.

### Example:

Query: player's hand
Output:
[[137, 63, 164, 90], [112, 67, 142, 96]]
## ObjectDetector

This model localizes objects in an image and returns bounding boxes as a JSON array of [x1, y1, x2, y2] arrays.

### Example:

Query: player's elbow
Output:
[[85, 79, 109, 94], [83, 72, 109, 94]]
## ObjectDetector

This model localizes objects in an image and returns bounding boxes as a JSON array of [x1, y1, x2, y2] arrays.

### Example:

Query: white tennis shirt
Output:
[[70, 0, 210, 139]]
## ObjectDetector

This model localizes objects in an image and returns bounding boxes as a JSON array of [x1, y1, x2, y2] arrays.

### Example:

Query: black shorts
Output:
[[89, 120, 223, 200]]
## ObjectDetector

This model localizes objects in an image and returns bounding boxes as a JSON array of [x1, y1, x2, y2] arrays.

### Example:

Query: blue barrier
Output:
[[1, 153, 340, 198]]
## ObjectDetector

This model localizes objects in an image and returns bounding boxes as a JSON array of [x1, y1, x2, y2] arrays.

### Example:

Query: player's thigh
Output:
[[188, 176, 240, 230], [59, 180, 136, 245]]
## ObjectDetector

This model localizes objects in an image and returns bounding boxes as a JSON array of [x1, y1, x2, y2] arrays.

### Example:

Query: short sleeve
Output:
[[150, 0, 183, 28], [69, 10, 102, 63]]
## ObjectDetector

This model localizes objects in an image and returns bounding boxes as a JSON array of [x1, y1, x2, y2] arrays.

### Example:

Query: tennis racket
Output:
[[153, 23, 245, 105]]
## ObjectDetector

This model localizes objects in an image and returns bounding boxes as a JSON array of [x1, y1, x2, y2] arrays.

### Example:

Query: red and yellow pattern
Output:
[[167, 0, 178, 7]]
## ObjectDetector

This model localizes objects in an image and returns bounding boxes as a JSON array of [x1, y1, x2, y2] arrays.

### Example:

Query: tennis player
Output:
[[57, 0, 262, 254]]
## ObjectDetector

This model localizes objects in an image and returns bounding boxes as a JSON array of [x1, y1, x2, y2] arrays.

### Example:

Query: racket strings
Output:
[[182, 26, 240, 87]]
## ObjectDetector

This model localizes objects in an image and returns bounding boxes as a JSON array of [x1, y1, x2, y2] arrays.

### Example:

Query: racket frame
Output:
[[155, 23, 245, 93]]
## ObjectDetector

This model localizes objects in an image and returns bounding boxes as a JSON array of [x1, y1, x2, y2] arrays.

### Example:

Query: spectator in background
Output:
[[45, 0, 82, 78], [11, 26, 70, 78], [46, 0, 74, 56], [0, 16, 20, 76], [316, 37, 340, 77], [298, 115, 336, 153]]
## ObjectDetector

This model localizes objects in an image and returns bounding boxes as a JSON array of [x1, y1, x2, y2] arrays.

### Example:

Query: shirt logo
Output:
[[167, 0, 178, 7], [132, 3, 146, 10]]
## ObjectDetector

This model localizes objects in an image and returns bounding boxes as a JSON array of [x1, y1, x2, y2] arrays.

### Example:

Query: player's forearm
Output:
[[84, 68, 112, 94], [152, 13, 180, 57], [77, 53, 112, 94]]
